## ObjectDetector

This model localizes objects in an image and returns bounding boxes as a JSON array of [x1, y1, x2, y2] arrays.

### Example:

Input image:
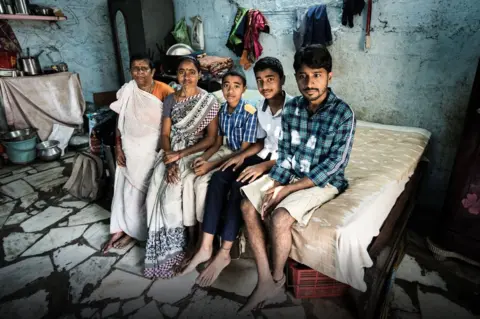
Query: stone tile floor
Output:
[[0, 153, 479, 319]]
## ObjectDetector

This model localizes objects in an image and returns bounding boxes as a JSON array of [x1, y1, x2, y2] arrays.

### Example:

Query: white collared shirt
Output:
[[256, 91, 293, 160]]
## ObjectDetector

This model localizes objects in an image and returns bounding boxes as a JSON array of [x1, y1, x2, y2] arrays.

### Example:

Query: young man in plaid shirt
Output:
[[239, 44, 356, 312]]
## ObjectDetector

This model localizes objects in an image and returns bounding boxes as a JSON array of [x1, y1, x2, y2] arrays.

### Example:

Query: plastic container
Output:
[[287, 259, 350, 299], [2, 136, 37, 164]]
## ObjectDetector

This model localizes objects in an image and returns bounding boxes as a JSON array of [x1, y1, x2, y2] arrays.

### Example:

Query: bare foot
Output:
[[181, 246, 212, 276], [237, 275, 286, 314], [180, 243, 197, 268], [113, 234, 134, 249], [196, 250, 231, 287], [102, 231, 124, 254]]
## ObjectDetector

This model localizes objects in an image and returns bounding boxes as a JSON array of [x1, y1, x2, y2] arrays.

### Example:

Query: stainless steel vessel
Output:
[[19, 48, 43, 75], [36, 140, 61, 161], [14, 0, 29, 14]]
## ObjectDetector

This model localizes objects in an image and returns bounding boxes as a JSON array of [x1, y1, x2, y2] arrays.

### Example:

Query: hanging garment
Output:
[[293, 8, 309, 51], [0, 21, 21, 53], [226, 7, 249, 57], [296, 4, 332, 50], [190, 15, 204, 50], [240, 10, 269, 70], [342, 0, 365, 28]]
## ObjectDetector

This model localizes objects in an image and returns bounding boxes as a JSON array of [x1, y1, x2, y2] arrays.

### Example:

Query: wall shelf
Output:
[[0, 14, 67, 21]]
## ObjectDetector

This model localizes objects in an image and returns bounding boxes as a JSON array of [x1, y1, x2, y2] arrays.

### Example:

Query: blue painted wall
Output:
[[174, 0, 480, 209], [9, 0, 119, 102]]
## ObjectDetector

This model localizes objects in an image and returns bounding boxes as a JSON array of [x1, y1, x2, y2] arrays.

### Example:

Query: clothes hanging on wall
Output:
[[226, 7, 249, 57], [226, 8, 269, 70], [294, 4, 332, 51], [239, 9, 269, 70], [342, 0, 365, 28]]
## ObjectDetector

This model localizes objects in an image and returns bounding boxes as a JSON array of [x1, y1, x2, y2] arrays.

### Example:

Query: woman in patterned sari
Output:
[[144, 57, 220, 279]]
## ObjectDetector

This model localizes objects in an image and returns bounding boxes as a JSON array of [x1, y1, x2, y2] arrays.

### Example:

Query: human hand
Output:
[[260, 183, 290, 219], [237, 162, 268, 184], [192, 157, 205, 169], [116, 145, 126, 167], [219, 154, 244, 172], [163, 150, 182, 165], [193, 159, 212, 176], [166, 163, 180, 184]]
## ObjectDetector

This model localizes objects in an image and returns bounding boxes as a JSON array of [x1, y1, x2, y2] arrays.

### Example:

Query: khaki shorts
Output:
[[240, 175, 339, 227]]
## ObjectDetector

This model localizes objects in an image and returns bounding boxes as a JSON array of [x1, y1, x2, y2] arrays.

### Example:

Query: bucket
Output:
[[2, 136, 37, 164]]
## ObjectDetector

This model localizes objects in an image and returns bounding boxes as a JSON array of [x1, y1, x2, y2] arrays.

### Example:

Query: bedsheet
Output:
[[290, 121, 431, 292]]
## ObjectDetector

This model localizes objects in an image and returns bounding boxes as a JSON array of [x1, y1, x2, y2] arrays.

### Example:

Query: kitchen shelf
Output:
[[0, 14, 67, 21]]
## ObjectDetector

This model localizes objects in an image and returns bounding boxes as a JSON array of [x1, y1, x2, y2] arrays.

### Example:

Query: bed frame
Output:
[[347, 160, 428, 319]]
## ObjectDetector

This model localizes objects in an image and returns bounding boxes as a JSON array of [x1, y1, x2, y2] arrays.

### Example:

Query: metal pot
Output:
[[0, 128, 38, 142], [0, 0, 6, 14], [14, 0, 29, 15], [19, 48, 43, 75], [36, 140, 61, 161]]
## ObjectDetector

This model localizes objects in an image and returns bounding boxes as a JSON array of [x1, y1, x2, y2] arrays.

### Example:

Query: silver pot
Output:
[[36, 140, 61, 161], [14, 0, 29, 15], [1, 128, 38, 142], [19, 48, 43, 76]]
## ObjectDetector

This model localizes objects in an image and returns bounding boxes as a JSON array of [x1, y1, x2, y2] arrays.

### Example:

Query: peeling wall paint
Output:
[[9, 0, 119, 102], [174, 0, 480, 209]]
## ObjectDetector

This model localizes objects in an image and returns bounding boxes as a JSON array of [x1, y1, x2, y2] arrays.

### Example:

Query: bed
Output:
[[213, 90, 431, 317]]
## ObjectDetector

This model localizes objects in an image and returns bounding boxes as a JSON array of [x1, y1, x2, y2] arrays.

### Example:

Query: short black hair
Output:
[[177, 56, 201, 72], [222, 70, 247, 86], [130, 53, 154, 69], [254, 57, 284, 79], [293, 44, 332, 73]]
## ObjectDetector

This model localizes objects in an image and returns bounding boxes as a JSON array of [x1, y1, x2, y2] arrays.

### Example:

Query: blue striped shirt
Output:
[[269, 89, 356, 191], [218, 99, 258, 151]]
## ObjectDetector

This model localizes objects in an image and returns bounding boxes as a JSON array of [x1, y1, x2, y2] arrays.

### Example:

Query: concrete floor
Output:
[[0, 153, 479, 319]]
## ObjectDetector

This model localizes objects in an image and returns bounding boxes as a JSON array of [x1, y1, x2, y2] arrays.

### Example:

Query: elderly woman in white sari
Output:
[[102, 54, 174, 252], [144, 57, 220, 279]]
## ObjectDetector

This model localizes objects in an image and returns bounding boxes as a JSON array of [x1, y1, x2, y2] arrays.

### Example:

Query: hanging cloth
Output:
[[0, 21, 21, 53], [240, 10, 269, 70], [226, 7, 249, 57], [342, 0, 365, 28], [302, 5, 333, 47]]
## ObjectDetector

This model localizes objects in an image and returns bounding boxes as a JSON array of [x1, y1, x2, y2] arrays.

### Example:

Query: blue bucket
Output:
[[3, 136, 37, 164]]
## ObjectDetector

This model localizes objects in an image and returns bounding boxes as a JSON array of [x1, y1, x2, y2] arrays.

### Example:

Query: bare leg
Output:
[[239, 206, 294, 313], [196, 240, 232, 287], [238, 200, 277, 313], [270, 208, 295, 282], [102, 231, 124, 253], [181, 231, 214, 275]]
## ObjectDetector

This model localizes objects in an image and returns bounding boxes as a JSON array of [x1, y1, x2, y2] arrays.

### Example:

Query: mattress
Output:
[[289, 120, 431, 292], [211, 90, 431, 292]]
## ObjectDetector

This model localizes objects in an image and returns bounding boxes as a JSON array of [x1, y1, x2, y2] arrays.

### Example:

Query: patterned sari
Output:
[[144, 89, 219, 279]]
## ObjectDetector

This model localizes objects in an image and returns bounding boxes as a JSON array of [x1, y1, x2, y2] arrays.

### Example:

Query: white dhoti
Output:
[[110, 169, 148, 240], [109, 80, 163, 241]]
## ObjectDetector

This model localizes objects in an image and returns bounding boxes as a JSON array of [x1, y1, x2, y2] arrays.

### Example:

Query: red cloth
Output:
[[0, 21, 21, 53], [242, 10, 269, 67]]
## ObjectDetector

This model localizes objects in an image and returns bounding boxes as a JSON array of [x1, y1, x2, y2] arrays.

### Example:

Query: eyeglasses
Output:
[[131, 67, 151, 74]]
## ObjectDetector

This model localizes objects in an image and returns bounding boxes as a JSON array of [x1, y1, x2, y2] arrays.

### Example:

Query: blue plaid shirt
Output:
[[219, 99, 258, 151], [269, 89, 356, 191]]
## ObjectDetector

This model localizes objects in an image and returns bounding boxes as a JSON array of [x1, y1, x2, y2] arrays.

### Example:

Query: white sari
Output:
[[144, 90, 219, 279], [109, 80, 163, 240]]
